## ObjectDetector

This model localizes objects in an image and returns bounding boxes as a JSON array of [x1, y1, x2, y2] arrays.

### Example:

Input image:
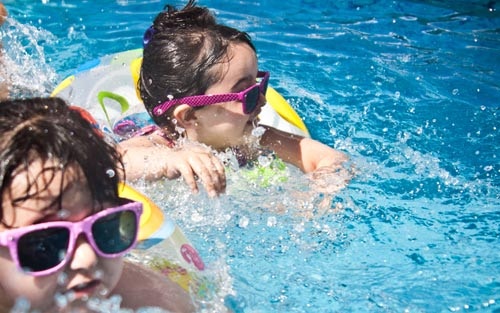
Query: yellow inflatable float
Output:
[[119, 182, 206, 293]]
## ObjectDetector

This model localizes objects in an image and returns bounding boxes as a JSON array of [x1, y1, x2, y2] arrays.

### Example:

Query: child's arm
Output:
[[118, 134, 226, 197], [114, 261, 195, 312], [260, 126, 348, 173], [0, 4, 6, 26], [0, 3, 8, 100]]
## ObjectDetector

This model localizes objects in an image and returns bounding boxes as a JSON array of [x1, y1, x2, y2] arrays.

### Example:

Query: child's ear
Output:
[[173, 105, 197, 128]]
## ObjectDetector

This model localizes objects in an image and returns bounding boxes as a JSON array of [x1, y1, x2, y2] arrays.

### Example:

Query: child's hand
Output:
[[162, 143, 226, 197], [307, 165, 352, 194], [119, 135, 226, 197]]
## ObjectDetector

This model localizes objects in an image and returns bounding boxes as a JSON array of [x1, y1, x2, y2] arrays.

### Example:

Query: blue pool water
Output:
[[2, 0, 499, 312]]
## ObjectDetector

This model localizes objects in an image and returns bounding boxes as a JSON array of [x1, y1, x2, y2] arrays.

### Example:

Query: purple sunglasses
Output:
[[153, 71, 270, 116], [0, 201, 143, 277]]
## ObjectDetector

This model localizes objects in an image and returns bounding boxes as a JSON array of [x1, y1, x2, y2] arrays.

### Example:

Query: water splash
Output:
[[0, 16, 57, 97]]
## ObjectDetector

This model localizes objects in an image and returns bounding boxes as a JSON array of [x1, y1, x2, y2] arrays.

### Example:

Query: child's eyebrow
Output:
[[230, 74, 254, 92], [31, 172, 81, 216]]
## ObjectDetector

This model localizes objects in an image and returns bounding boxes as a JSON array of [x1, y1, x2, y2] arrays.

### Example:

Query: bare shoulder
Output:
[[114, 261, 195, 313]]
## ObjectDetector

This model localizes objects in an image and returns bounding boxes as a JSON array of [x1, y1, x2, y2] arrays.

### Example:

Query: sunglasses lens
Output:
[[244, 87, 260, 114], [18, 227, 70, 273], [92, 209, 137, 255]]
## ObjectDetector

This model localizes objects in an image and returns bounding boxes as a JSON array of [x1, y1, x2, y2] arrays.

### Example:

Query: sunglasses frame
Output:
[[153, 71, 270, 116], [0, 201, 143, 277]]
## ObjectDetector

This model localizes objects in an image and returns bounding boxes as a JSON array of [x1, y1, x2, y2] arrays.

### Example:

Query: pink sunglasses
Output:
[[0, 201, 142, 277], [153, 71, 270, 116]]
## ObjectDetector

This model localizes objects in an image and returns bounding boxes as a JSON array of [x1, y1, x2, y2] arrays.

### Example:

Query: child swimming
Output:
[[119, 0, 349, 191], [0, 97, 194, 312]]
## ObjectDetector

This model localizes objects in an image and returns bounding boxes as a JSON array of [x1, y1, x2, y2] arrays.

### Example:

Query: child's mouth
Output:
[[67, 280, 101, 299]]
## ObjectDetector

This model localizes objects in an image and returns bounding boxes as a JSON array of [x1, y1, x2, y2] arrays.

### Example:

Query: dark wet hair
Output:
[[0, 97, 124, 224], [139, 0, 256, 137]]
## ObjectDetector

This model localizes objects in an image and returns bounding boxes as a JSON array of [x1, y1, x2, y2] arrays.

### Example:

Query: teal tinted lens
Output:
[[92, 210, 137, 254], [244, 86, 260, 114], [18, 227, 69, 272]]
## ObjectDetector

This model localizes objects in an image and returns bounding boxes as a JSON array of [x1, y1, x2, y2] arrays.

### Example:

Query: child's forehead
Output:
[[1, 159, 89, 226], [10, 158, 80, 193]]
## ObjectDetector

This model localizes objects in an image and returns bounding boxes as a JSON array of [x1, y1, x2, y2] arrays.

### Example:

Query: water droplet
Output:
[[94, 269, 104, 280], [57, 272, 68, 285], [257, 155, 272, 167], [106, 169, 115, 178], [57, 210, 69, 219], [484, 165, 493, 172], [267, 216, 277, 227], [191, 212, 203, 222], [251, 126, 266, 137], [53, 292, 69, 308], [99, 287, 111, 297], [10, 297, 31, 312], [238, 216, 249, 228]]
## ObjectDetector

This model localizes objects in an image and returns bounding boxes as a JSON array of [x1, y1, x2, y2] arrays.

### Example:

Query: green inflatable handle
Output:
[[97, 91, 130, 126]]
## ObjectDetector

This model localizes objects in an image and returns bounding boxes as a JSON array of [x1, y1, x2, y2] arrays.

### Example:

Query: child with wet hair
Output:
[[0, 97, 194, 312], [120, 0, 349, 191]]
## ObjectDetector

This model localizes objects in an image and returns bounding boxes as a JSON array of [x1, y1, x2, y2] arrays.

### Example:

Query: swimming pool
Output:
[[2, 0, 499, 312]]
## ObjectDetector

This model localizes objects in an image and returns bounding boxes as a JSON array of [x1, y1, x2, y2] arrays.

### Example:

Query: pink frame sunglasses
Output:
[[153, 71, 270, 116], [0, 201, 143, 277]]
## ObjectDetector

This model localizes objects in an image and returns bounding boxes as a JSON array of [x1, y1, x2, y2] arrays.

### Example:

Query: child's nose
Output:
[[68, 234, 99, 271]]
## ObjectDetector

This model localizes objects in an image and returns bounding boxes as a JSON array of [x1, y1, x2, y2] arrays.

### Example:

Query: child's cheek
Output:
[[100, 257, 125, 294], [0, 267, 58, 311]]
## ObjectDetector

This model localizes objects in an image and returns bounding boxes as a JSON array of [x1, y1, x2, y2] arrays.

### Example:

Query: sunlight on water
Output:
[[125, 148, 353, 312], [1, 0, 499, 311]]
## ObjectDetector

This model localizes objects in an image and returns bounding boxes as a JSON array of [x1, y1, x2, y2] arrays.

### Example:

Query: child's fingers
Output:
[[189, 154, 226, 197]]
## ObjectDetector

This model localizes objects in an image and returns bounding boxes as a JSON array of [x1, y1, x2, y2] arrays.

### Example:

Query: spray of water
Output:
[[0, 16, 57, 98]]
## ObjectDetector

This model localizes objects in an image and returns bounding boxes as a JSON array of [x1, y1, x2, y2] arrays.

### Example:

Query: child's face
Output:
[[0, 158, 124, 312], [189, 42, 266, 150]]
